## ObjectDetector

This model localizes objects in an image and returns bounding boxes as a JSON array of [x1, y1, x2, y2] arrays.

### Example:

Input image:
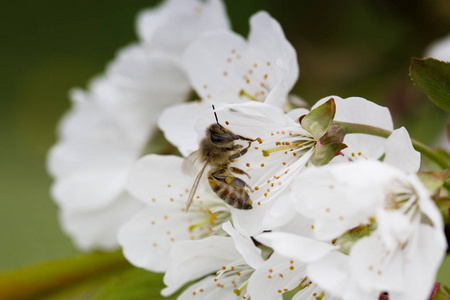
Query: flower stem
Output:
[[334, 121, 450, 170], [0, 250, 129, 299]]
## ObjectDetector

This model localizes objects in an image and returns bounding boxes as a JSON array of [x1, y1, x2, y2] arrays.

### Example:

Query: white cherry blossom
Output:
[[265, 160, 447, 300], [47, 0, 230, 250], [118, 155, 231, 272], [252, 217, 340, 300], [158, 10, 299, 155], [184, 11, 298, 107], [309, 96, 393, 165], [159, 96, 399, 235], [162, 222, 263, 299]]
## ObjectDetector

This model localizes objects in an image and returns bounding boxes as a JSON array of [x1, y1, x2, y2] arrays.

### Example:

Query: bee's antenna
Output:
[[212, 104, 220, 125]]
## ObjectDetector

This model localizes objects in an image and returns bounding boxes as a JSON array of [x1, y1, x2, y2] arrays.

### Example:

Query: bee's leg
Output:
[[229, 144, 243, 150], [234, 135, 257, 143], [229, 141, 253, 160], [229, 167, 251, 179]]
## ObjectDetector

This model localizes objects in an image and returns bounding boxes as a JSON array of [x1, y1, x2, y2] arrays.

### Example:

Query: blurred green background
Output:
[[1, 0, 449, 286]]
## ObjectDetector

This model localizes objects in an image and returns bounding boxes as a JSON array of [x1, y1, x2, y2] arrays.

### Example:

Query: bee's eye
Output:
[[211, 132, 232, 144]]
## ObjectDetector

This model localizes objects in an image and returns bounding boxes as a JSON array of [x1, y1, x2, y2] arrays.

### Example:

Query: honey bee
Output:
[[184, 105, 257, 211]]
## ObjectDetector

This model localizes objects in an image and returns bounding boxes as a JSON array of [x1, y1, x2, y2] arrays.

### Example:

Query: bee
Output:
[[184, 105, 257, 211]]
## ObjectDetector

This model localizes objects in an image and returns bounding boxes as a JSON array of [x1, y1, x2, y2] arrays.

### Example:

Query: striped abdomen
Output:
[[208, 173, 252, 210]]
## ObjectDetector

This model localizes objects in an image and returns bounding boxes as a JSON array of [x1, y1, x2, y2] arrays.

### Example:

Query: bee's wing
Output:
[[182, 150, 202, 177], [186, 160, 209, 212]]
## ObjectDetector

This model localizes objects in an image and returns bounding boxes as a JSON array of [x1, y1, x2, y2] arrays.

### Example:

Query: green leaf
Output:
[[92, 268, 177, 300], [410, 57, 450, 113], [300, 98, 336, 140], [0, 250, 129, 300]]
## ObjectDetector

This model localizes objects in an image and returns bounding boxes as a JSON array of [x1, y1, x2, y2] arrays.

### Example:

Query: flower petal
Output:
[[388, 225, 446, 300], [137, 0, 230, 57], [223, 221, 263, 269], [315, 96, 393, 162], [255, 232, 336, 263], [176, 275, 245, 300], [51, 166, 130, 211], [162, 236, 241, 296], [307, 251, 379, 300], [384, 127, 420, 173], [248, 253, 302, 299], [118, 203, 212, 272], [59, 193, 142, 251], [127, 154, 193, 206], [184, 11, 297, 106], [292, 161, 394, 240], [158, 101, 210, 156]]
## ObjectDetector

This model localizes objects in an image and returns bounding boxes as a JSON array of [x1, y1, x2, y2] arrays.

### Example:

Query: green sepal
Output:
[[435, 197, 450, 224], [300, 98, 336, 140], [410, 57, 450, 113], [417, 169, 450, 195], [334, 224, 371, 255], [311, 141, 347, 166], [320, 123, 346, 145], [430, 283, 450, 300]]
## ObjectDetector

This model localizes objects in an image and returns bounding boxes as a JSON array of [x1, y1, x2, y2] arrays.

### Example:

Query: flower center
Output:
[[215, 261, 254, 299], [187, 198, 231, 238], [385, 181, 420, 222], [234, 129, 315, 206]]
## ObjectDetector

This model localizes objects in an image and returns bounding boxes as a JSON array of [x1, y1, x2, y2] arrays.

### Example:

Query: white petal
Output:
[[292, 162, 391, 240], [176, 275, 244, 300], [247, 11, 298, 106], [55, 90, 134, 146], [157, 101, 210, 156], [137, 0, 230, 57], [314, 96, 393, 162], [211, 102, 297, 137], [261, 194, 298, 229], [162, 236, 241, 295], [92, 47, 191, 146], [425, 33, 450, 62], [286, 107, 309, 122], [255, 232, 336, 263], [51, 167, 130, 211], [184, 12, 297, 106], [389, 225, 446, 300], [59, 193, 142, 251], [138, 0, 229, 56], [127, 155, 193, 206], [313, 96, 393, 130], [384, 127, 420, 173], [350, 236, 404, 293], [183, 30, 250, 103], [276, 214, 317, 240], [248, 253, 302, 299], [223, 221, 263, 269], [118, 204, 198, 272], [292, 285, 340, 300], [48, 139, 137, 179], [307, 251, 379, 300]]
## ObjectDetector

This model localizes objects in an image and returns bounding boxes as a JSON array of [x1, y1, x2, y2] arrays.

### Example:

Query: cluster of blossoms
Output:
[[48, 0, 449, 299]]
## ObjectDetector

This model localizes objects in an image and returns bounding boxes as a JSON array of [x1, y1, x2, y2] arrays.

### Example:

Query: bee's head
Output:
[[208, 123, 236, 146], [206, 104, 236, 146]]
